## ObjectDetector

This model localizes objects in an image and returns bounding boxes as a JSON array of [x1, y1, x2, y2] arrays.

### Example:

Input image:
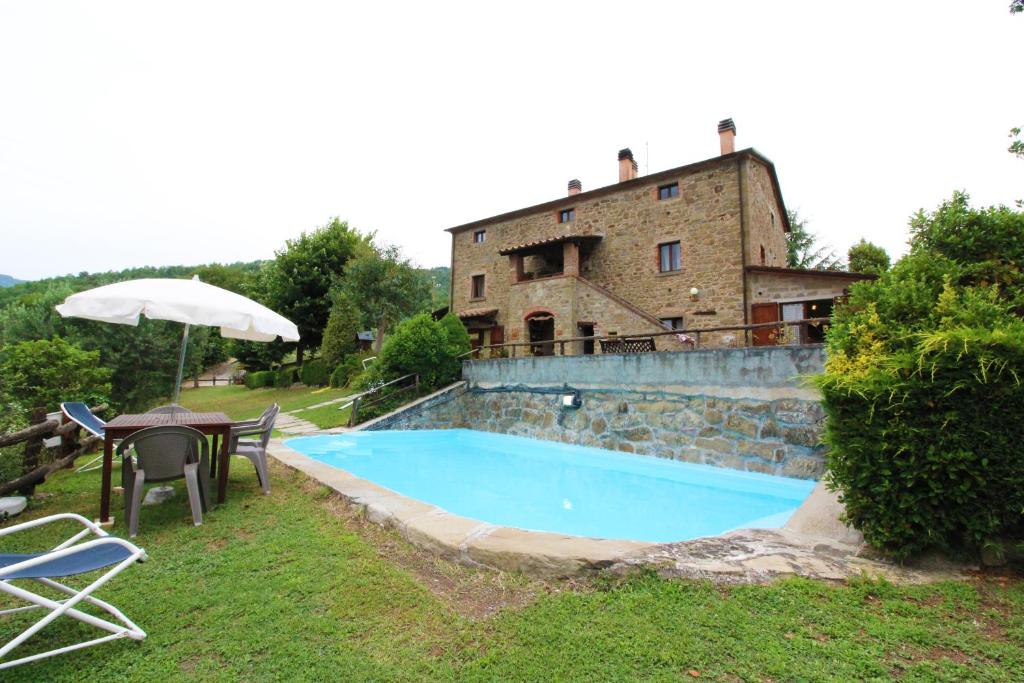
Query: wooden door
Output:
[[751, 303, 780, 346]]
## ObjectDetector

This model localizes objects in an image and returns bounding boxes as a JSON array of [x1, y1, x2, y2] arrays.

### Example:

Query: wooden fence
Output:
[[0, 404, 106, 497]]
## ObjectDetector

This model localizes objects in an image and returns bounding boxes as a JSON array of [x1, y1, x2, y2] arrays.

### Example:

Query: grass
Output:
[[177, 385, 353, 422], [2, 462, 1023, 681], [291, 401, 353, 429]]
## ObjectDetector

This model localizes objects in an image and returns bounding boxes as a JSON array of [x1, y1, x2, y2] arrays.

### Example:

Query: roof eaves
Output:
[[445, 149, 766, 234]]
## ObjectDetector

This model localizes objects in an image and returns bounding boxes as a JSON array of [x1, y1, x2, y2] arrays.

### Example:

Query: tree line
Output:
[[0, 218, 448, 425]]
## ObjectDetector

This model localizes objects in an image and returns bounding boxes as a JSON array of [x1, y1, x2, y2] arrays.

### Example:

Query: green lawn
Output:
[[1, 463, 1023, 681], [177, 385, 352, 423]]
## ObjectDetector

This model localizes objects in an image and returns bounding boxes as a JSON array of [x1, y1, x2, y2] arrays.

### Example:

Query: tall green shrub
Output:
[[377, 313, 450, 389], [320, 292, 361, 367], [817, 194, 1024, 559], [329, 355, 363, 388], [437, 312, 471, 383]]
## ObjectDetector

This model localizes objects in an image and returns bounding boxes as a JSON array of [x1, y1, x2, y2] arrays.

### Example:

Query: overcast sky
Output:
[[1, 2, 1020, 281]]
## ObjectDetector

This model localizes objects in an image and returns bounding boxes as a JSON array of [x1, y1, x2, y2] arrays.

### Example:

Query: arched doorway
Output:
[[525, 310, 555, 356]]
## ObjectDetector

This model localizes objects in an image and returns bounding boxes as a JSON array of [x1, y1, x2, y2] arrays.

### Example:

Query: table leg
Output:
[[100, 435, 113, 523], [217, 427, 230, 504], [210, 434, 219, 479]]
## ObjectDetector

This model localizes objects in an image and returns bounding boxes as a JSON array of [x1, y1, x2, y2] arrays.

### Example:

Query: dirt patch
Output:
[[282, 463, 591, 619], [205, 538, 229, 551]]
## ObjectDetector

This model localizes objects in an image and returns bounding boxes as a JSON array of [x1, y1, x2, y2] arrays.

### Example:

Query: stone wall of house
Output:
[[366, 347, 828, 479], [748, 270, 865, 305], [742, 158, 789, 268], [449, 155, 751, 345]]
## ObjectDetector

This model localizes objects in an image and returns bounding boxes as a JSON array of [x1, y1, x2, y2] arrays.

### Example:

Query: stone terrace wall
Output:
[[367, 347, 829, 479]]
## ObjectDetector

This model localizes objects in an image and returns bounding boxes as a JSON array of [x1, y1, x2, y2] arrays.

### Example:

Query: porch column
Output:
[[508, 254, 524, 284], [563, 241, 580, 276]]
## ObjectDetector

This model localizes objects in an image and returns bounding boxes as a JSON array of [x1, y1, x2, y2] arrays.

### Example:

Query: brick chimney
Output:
[[718, 118, 736, 155], [568, 178, 582, 196], [618, 148, 638, 182]]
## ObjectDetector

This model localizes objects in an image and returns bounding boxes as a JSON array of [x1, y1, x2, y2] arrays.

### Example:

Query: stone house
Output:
[[446, 119, 870, 354]]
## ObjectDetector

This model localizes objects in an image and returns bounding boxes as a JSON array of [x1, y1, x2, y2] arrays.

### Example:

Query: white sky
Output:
[[1, 1, 1021, 280]]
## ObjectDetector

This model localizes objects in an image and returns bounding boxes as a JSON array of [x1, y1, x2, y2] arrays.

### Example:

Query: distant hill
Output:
[[0, 261, 264, 310], [0, 274, 24, 288]]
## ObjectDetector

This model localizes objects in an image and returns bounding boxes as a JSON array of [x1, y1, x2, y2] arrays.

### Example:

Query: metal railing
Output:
[[458, 317, 831, 360], [348, 373, 420, 427]]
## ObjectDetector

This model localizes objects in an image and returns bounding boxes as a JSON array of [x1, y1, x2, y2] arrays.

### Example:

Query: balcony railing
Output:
[[458, 317, 832, 360]]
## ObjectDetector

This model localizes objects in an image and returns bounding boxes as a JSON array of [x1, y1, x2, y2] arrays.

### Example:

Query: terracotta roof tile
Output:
[[456, 307, 498, 319], [498, 234, 603, 256]]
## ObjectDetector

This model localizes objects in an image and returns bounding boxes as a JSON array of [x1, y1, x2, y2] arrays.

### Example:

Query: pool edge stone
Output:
[[267, 438, 973, 583]]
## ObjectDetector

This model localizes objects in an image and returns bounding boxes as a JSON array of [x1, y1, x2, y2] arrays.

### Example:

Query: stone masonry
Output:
[[364, 347, 829, 479], [447, 138, 794, 352]]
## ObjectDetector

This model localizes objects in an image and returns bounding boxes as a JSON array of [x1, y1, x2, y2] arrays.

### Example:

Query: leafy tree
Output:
[[1012, 1, 1023, 14], [816, 193, 1024, 559], [785, 210, 843, 271], [0, 337, 111, 411], [191, 262, 256, 294], [846, 239, 891, 275], [320, 291, 361, 368], [340, 245, 432, 351], [265, 218, 373, 364]]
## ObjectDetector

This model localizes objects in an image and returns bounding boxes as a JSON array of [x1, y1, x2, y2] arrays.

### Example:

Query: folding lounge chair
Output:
[[0, 513, 147, 670], [60, 402, 108, 474]]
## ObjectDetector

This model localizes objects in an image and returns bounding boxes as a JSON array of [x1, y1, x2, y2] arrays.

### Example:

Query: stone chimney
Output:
[[718, 118, 736, 155], [568, 178, 582, 196], [618, 148, 638, 182]]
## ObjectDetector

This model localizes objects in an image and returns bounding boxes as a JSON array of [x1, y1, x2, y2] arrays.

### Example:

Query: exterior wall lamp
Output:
[[689, 287, 700, 302]]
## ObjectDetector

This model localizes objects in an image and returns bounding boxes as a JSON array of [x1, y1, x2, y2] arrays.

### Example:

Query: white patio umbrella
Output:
[[56, 276, 300, 404]]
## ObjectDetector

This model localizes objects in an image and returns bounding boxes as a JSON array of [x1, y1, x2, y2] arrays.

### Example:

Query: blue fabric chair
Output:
[[61, 402, 108, 473], [59, 402, 106, 438], [0, 513, 147, 670]]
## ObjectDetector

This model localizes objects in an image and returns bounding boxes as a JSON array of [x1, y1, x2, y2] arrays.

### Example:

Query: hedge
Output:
[[299, 360, 330, 387], [275, 367, 298, 388], [244, 370, 276, 389], [818, 323, 1024, 558]]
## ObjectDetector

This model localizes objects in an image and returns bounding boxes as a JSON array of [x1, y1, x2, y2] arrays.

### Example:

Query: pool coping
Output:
[[268, 438, 655, 576], [267, 437, 969, 582]]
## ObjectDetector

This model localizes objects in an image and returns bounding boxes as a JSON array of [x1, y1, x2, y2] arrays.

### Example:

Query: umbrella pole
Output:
[[173, 323, 191, 405]]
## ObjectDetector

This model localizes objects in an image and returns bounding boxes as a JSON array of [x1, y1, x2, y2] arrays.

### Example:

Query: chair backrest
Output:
[[116, 425, 208, 483], [60, 402, 106, 437], [622, 337, 656, 353], [598, 338, 625, 354], [255, 404, 280, 449], [146, 405, 193, 415]]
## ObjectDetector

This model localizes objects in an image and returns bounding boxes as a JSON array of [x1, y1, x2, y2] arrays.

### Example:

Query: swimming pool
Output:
[[285, 429, 816, 543]]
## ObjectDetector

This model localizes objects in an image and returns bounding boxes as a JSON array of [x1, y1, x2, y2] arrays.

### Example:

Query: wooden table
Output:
[[100, 412, 234, 524]]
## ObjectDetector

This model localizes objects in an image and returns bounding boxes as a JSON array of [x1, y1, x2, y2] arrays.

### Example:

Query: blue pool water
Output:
[[285, 429, 816, 543]]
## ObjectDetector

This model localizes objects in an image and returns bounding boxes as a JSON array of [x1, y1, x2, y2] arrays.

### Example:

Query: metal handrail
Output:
[[459, 317, 832, 359], [348, 373, 420, 427]]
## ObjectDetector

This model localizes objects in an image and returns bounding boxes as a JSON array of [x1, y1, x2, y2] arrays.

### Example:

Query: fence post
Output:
[[60, 413, 80, 469], [19, 408, 46, 496], [349, 397, 361, 428]]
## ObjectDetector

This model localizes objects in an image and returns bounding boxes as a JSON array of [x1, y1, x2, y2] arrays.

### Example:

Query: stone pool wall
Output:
[[363, 347, 829, 479]]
